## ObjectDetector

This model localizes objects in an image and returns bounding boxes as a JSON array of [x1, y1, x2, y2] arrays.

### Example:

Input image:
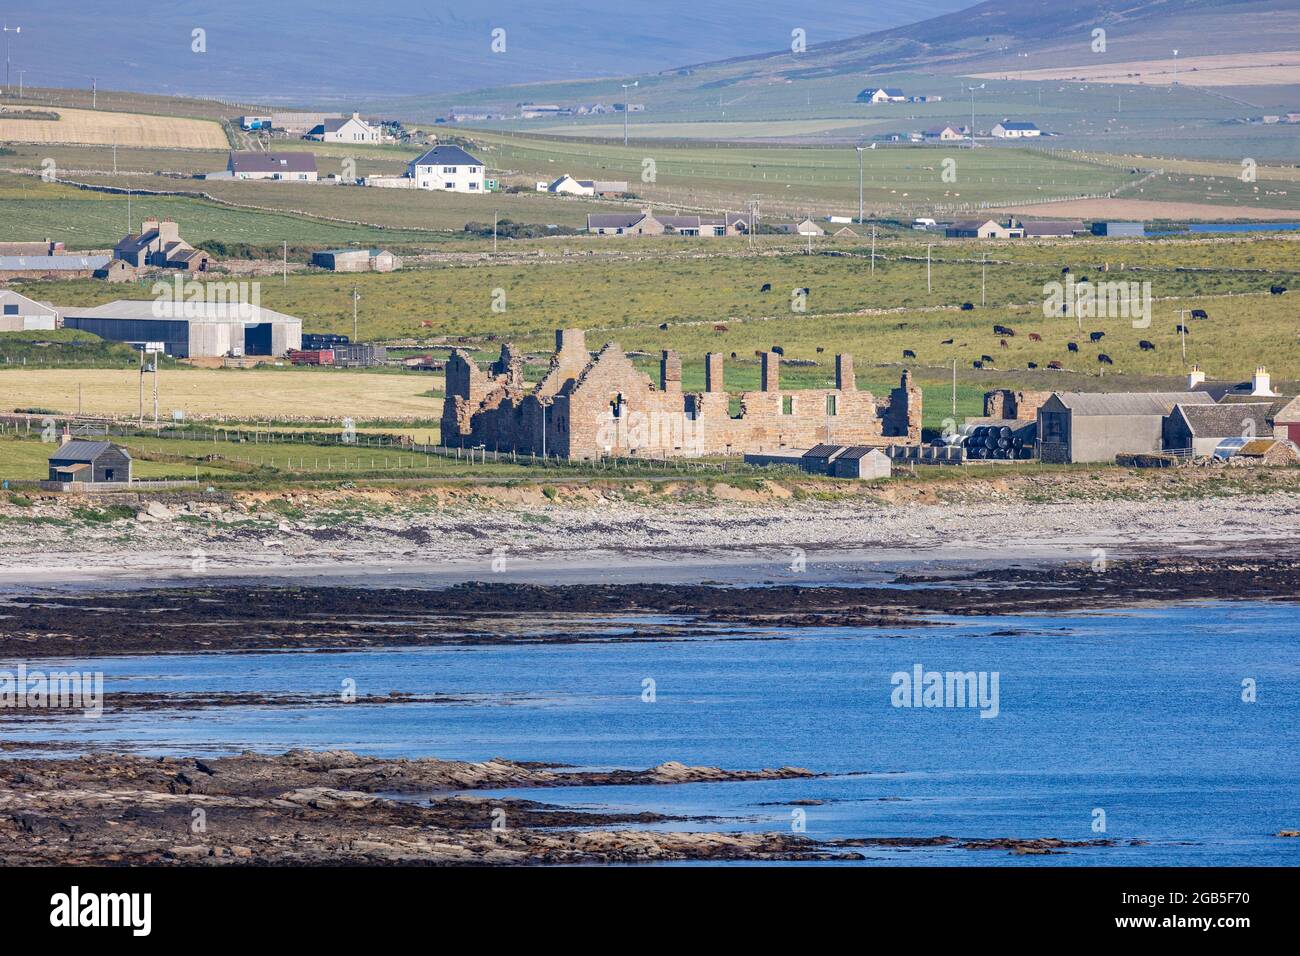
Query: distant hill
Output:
[[0, 0, 970, 101]]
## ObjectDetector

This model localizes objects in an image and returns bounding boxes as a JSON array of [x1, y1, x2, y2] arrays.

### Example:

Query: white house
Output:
[[547, 174, 594, 196], [311, 112, 380, 143], [226, 152, 319, 181], [991, 121, 1042, 138], [0, 289, 59, 331], [407, 145, 485, 192], [856, 87, 906, 104], [923, 125, 964, 142]]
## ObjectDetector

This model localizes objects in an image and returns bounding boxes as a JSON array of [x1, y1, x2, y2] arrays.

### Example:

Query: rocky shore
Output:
[[0, 749, 1132, 866]]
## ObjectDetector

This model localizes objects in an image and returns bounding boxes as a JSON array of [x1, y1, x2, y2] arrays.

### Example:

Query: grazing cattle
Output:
[[1089, 331, 1105, 343], [981, 354, 994, 363], [760, 283, 772, 292], [772, 345, 784, 355], [815, 346, 825, 353], [903, 349, 917, 359], [1191, 309, 1208, 320], [420, 320, 433, 328], [1061, 267, 1071, 275], [730, 352, 738, 359], [1270, 285, 1287, 295], [658, 322, 669, 330], [993, 324, 1009, 335], [1098, 353, 1113, 365], [1047, 360, 1063, 370], [1027, 362, 1038, 369], [799, 287, 811, 295], [714, 323, 729, 332], [1176, 324, 1190, 335], [1028, 332, 1042, 342], [999, 338, 1009, 349], [940, 338, 954, 345], [1067, 342, 1079, 353], [1139, 340, 1156, 351], [961, 302, 974, 311], [973, 360, 984, 369]]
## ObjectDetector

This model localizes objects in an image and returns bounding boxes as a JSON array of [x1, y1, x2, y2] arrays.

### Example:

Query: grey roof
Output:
[[229, 152, 317, 174], [1176, 402, 1273, 437], [0, 255, 109, 270], [1021, 220, 1085, 236], [803, 444, 847, 460], [837, 445, 888, 460], [587, 213, 648, 229], [1051, 391, 1216, 416], [64, 299, 301, 324], [1218, 394, 1296, 421], [48, 441, 127, 463], [998, 121, 1040, 130], [410, 145, 483, 167]]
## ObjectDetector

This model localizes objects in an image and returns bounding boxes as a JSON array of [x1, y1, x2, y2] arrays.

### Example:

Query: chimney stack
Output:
[[836, 354, 856, 391], [60, 426, 72, 446], [1252, 366, 1273, 396], [705, 352, 724, 393], [659, 350, 681, 392], [759, 351, 780, 392], [1187, 364, 1205, 389]]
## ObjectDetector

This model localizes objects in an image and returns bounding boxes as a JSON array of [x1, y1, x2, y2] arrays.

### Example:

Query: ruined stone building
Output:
[[441, 329, 922, 459]]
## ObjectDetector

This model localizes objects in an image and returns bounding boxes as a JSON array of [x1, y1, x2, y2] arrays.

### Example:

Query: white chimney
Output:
[[60, 426, 72, 446], [1252, 366, 1274, 396], [1187, 364, 1205, 389]]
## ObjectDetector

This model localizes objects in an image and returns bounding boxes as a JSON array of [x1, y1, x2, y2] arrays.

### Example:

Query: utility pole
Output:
[[16, 69, 24, 98], [492, 210, 498, 254], [966, 83, 984, 149], [870, 222, 876, 273], [282, 241, 287, 284], [2, 24, 20, 94], [1172, 49, 1179, 85], [981, 251, 987, 306], [952, 358, 957, 417], [352, 287, 360, 342], [92, 76, 96, 109], [621, 80, 638, 146], [927, 243, 932, 293], [138, 348, 144, 426], [856, 145, 865, 224]]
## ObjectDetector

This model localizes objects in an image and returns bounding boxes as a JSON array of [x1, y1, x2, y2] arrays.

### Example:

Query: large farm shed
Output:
[[1037, 392, 1215, 463], [62, 301, 302, 359]]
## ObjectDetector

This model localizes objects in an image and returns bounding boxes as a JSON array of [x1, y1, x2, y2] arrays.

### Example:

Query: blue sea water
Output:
[[4, 600, 1298, 866]]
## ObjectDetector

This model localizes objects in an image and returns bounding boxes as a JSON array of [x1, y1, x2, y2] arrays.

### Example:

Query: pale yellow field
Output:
[[0, 105, 228, 148], [972, 51, 1300, 87], [0, 368, 441, 420]]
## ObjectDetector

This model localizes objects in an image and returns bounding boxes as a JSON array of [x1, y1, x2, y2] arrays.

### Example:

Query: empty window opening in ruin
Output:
[[782, 395, 794, 415], [826, 394, 838, 416]]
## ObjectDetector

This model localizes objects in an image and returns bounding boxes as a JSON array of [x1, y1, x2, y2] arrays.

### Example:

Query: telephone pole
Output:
[[1174, 308, 1192, 360], [2, 24, 20, 94]]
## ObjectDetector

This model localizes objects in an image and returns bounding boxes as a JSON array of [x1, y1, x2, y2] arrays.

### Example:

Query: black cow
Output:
[[993, 324, 1010, 335], [799, 287, 811, 295], [1139, 340, 1155, 351], [1027, 362, 1038, 369], [1176, 324, 1190, 335], [1098, 353, 1113, 365], [961, 302, 975, 310], [1047, 360, 1063, 370], [940, 338, 954, 345], [1089, 331, 1105, 343], [760, 283, 772, 292], [772, 345, 784, 355], [815, 346, 825, 353], [658, 322, 669, 330], [1270, 285, 1287, 295], [981, 354, 994, 363], [973, 360, 984, 369], [1191, 309, 1208, 320], [1067, 342, 1079, 353], [903, 349, 916, 358]]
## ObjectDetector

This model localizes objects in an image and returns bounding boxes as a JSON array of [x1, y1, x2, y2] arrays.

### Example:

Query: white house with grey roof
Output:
[[224, 152, 318, 181], [407, 145, 485, 192], [309, 112, 380, 143]]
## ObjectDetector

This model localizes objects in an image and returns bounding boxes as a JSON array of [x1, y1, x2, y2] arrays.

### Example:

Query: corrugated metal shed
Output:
[[48, 440, 125, 462], [1052, 392, 1215, 416]]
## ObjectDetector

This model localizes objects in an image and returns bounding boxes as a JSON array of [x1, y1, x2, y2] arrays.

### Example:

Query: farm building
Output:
[[0, 254, 110, 280], [1020, 220, 1085, 238], [586, 211, 748, 237], [113, 219, 211, 272], [0, 290, 59, 331], [311, 249, 401, 272], [269, 112, 341, 135], [1214, 438, 1300, 466], [543, 175, 629, 196], [308, 112, 380, 143], [857, 87, 906, 103], [1162, 403, 1275, 457], [945, 219, 1024, 239], [1037, 392, 1216, 463], [991, 121, 1042, 138], [922, 126, 964, 141], [62, 300, 302, 359], [47, 439, 132, 484], [0, 241, 65, 256], [224, 152, 318, 181], [408, 145, 485, 192], [1090, 221, 1145, 238], [773, 219, 826, 236], [1265, 396, 1300, 444]]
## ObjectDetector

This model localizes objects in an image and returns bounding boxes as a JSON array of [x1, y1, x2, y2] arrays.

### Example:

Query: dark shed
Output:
[[47, 440, 133, 483]]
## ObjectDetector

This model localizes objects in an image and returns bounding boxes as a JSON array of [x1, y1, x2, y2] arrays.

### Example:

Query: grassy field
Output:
[[0, 105, 228, 149], [0, 367, 439, 420], [0, 173, 450, 248]]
